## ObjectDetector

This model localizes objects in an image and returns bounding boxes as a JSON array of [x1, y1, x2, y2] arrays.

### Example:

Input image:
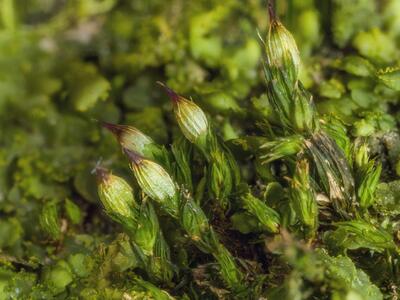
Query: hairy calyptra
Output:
[[157, 81, 209, 145], [101, 122, 156, 156], [96, 167, 138, 221], [158, 82, 241, 211], [266, 3, 301, 84], [124, 148, 179, 217]]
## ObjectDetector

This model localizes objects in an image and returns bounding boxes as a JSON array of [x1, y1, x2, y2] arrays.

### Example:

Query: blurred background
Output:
[[0, 0, 400, 297]]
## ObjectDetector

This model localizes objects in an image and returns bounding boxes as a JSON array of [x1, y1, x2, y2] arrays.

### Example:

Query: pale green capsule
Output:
[[96, 168, 137, 220], [266, 7, 301, 82], [174, 97, 208, 144], [124, 149, 179, 216], [158, 82, 208, 144], [102, 122, 154, 156]]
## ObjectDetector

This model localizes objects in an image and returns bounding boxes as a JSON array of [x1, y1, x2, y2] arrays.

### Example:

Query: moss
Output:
[[0, 0, 399, 299]]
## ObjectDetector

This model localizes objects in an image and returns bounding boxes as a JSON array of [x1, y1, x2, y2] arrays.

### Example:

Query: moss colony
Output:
[[1, 0, 400, 299]]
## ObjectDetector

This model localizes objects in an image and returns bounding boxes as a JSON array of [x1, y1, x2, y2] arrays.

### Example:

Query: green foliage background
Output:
[[1, 0, 400, 299]]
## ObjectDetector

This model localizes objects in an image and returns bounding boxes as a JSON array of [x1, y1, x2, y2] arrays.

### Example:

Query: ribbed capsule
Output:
[[157, 82, 208, 144], [96, 167, 138, 221], [124, 149, 179, 216], [266, 5, 301, 82], [101, 122, 154, 156]]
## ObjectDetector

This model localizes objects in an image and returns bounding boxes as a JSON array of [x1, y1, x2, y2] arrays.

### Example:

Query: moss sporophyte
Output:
[[4, 1, 400, 299], [95, 166, 173, 283], [90, 4, 396, 298], [101, 122, 155, 156], [157, 81, 209, 145], [122, 148, 245, 292], [158, 81, 241, 212]]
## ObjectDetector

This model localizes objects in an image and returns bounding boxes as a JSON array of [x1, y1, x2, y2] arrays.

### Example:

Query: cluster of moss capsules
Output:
[[93, 5, 396, 299]]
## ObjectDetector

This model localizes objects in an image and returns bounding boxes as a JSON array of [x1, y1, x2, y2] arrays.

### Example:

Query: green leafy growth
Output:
[[65, 199, 83, 225], [332, 0, 378, 47], [374, 180, 400, 217], [39, 201, 62, 240], [324, 220, 396, 254], [268, 236, 382, 300], [353, 143, 382, 209], [66, 63, 111, 112], [289, 160, 318, 238], [377, 67, 400, 91], [316, 250, 383, 300], [241, 192, 280, 233]]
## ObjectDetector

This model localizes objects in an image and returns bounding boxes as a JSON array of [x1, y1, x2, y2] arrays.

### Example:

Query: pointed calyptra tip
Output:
[[156, 81, 180, 103], [123, 148, 144, 165], [268, 1, 277, 23], [95, 166, 111, 183], [100, 121, 124, 137]]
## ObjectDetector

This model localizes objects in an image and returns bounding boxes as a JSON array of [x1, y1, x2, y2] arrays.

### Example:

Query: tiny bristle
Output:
[[95, 166, 110, 183], [156, 81, 180, 103], [101, 121, 124, 136], [268, 1, 278, 23]]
